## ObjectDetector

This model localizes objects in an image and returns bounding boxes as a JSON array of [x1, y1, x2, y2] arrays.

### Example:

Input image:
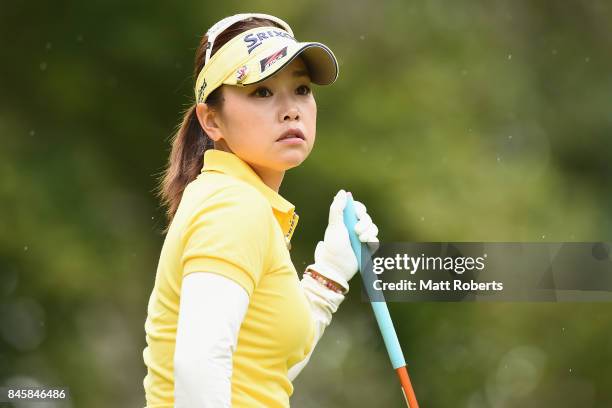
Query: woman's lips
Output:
[[277, 137, 306, 145], [277, 128, 305, 142]]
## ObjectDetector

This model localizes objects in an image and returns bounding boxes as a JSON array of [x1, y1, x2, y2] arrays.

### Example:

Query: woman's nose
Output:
[[280, 107, 300, 122]]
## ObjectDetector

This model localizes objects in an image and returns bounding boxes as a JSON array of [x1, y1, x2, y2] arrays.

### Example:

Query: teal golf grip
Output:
[[343, 195, 406, 370]]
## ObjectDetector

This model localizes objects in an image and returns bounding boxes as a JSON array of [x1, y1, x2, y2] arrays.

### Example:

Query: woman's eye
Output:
[[297, 85, 311, 95], [251, 85, 311, 97], [253, 87, 272, 97]]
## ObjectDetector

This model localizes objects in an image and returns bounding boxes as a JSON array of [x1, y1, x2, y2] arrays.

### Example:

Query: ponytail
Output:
[[156, 104, 212, 232]]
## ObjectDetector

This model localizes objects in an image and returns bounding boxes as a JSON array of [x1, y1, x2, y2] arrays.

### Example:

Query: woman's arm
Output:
[[174, 272, 249, 408], [288, 191, 380, 382]]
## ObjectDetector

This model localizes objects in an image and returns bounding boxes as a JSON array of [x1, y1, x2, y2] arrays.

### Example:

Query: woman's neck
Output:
[[249, 163, 285, 193], [212, 143, 284, 192]]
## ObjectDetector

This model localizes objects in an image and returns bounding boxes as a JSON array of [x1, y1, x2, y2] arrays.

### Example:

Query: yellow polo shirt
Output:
[[143, 149, 315, 407]]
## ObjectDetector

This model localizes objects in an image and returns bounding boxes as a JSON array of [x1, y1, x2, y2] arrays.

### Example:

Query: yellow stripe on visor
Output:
[[194, 26, 339, 103]]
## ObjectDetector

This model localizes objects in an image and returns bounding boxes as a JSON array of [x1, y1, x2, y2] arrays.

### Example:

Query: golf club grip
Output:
[[343, 195, 406, 369], [343, 194, 419, 408]]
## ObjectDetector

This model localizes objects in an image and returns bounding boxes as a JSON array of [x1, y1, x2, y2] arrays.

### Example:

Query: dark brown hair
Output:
[[156, 17, 284, 233]]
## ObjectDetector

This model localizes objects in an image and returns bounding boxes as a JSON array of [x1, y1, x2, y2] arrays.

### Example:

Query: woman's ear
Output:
[[195, 103, 223, 141]]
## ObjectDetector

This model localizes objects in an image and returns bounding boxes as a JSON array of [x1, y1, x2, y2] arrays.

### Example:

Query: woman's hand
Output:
[[305, 190, 379, 293]]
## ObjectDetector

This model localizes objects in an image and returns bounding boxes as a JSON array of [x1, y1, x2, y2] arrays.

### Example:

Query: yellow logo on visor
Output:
[[197, 79, 207, 103]]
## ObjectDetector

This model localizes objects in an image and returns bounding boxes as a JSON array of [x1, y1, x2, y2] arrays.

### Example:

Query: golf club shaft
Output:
[[397, 366, 419, 408]]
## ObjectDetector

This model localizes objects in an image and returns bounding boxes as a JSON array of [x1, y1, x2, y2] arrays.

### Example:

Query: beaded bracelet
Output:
[[304, 269, 345, 294]]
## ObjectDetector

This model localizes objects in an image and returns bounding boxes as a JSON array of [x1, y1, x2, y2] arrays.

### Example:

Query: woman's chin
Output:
[[275, 151, 308, 169]]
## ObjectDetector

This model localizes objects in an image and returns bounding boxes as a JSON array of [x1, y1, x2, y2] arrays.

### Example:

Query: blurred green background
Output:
[[1, 0, 611, 407]]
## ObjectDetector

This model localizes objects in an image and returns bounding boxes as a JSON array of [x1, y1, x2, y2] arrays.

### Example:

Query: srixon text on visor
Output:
[[245, 30, 295, 54]]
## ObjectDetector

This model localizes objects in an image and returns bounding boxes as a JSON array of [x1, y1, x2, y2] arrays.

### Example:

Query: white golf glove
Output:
[[305, 190, 379, 294]]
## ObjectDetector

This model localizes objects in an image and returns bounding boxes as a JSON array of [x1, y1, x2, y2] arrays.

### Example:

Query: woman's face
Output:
[[211, 57, 317, 173]]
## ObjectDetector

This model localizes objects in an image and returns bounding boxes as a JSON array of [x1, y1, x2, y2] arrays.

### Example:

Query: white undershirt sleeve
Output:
[[287, 273, 346, 382], [174, 272, 249, 408]]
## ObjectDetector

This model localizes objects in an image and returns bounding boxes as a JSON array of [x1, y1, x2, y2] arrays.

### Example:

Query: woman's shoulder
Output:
[[179, 178, 274, 243]]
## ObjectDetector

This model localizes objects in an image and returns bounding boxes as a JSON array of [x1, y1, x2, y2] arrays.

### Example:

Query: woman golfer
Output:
[[143, 13, 379, 407]]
